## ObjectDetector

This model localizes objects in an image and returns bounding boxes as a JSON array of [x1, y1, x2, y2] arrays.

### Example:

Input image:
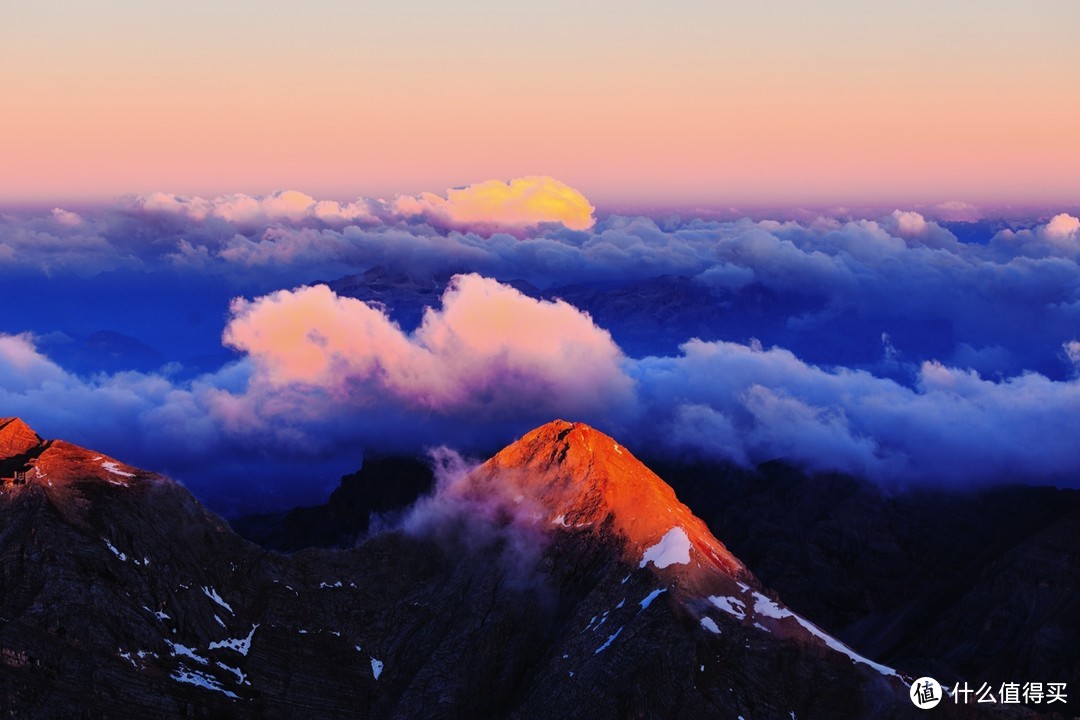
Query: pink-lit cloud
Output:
[[931, 200, 982, 222], [992, 213, 1080, 258], [132, 190, 376, 227], [391, 176, 596, 234], [220, 273, 631, 424], [1041, 213, 1080, 247]]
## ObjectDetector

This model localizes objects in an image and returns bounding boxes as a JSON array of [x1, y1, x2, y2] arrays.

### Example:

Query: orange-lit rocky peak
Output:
[[31, 440, 150, 488], [466, 420, 749, 585], [0, 418, 151, 491], [0, 417, 43, 459]]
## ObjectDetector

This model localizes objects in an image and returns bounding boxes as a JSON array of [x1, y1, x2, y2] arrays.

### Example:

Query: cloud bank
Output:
[[3, 273, 1080, 513], [3, 181, 1080, 510]]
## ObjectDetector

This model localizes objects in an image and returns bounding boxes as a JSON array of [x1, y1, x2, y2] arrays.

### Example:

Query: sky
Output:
[[3, 0, 1079, 206]]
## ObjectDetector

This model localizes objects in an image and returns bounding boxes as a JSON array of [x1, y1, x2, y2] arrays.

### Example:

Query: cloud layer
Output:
[[4, 272, 1080, 513], [3, 183, 1080, 511]]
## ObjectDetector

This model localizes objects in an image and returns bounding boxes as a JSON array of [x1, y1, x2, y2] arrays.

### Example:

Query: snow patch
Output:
[[594, 626, 624, 654], [202, 586, 234, 614], [639, 527, 692, 569], [101, 461, 135, 478], [319, 581, 343, 589], [750, 592, 898, 677], [142, 605, 170, 621], [216, 661, 247, 685], [638, 588, 667, 611], [171, 665, 239, 699], [165, 640, 209, 666], [700, 617, 720, 634], [708, 595, 747, 620], [752, 593, 789, 621], [103, 539, 127, 561], [209, 624, 259, 656], [370, 657, 384, 680]]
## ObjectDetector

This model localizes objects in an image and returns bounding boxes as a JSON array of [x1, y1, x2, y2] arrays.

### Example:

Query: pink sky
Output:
[[2, 0, 1078, 206]]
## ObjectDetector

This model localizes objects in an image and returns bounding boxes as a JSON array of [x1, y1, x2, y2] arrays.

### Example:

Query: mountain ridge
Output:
[[0, 418, 1033, 718]]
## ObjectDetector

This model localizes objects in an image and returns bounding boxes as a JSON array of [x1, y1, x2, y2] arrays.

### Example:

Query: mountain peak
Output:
[[0, 417, 43, 459], [0, 418, 150, 493], [465, 420, 748, 586]]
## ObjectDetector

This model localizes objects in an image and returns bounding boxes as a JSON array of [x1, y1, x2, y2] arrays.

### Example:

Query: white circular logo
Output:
[[910, 677, 943, 709]]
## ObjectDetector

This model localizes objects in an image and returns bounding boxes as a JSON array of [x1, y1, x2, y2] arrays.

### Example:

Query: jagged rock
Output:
[[0, 418, 42, 460]]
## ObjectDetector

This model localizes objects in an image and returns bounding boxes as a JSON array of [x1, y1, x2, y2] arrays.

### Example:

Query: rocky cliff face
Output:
[[0, 417, 41, 460], [0, 419, 1032, 718]]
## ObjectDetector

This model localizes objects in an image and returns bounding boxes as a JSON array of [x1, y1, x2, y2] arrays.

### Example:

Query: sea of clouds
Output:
[[2, 177, 1078, 511]]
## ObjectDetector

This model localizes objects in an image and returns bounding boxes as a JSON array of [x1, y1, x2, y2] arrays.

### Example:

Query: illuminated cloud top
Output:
[[392, 176, 596, 233]]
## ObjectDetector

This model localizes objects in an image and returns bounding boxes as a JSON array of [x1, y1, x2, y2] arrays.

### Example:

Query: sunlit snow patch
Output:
[[708, 595, 747, 620], [700, 617, 721, 634], [371, 657, 384, 680], [101, 461, 134, 478], [751, 592, 898, 677], [639, 527, 692, 569]]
